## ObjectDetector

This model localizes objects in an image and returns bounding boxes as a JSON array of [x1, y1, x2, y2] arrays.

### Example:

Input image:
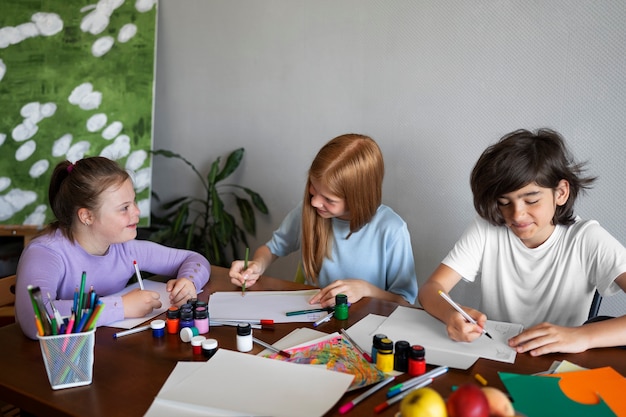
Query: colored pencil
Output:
[[252, 337, 292, 358], [242, 247, 249, 297], [133, 260, 145, 290], [438, 290, 492, 339]]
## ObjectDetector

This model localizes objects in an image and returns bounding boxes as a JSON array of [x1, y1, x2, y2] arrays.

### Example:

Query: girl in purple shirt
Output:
[[15, 157, 210, 339]]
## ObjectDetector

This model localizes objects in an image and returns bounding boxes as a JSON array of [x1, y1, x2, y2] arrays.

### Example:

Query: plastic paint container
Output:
[[166, 306, 180, 334], [202, 338, 218, 359], [190, 335, 206, 355], [179, 309, 194, 329], [180, 326, 199, 343], [371, 333, 387, 364], [408, 345, 426, 377], [393, 340, 410, 372], [150, 319, 165, 338], [194, 306, 209, 334], [376, 338, 394, 373], [334, 294, 349, 320], [236, 323, 253, 352]]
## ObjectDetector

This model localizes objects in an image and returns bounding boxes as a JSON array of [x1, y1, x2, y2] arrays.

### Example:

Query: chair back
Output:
[[588, 289, 602, 320], [0, 275, 16, 307]]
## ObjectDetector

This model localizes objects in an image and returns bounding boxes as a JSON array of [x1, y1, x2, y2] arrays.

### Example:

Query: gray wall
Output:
[[151, 0, 626, 316]]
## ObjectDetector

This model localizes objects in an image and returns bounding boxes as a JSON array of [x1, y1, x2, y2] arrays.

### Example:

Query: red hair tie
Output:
[[67, 163, 75, 173]]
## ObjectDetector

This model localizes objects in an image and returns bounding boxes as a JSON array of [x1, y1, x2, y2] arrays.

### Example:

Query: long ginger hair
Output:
[[301, 134, 384, 282]]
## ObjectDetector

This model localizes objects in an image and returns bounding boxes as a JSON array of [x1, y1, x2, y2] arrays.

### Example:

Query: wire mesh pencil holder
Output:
[[37, 328, 95, 390]]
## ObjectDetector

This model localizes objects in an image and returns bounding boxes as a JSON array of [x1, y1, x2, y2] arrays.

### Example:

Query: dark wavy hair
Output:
[[470, 129, 596, 226]]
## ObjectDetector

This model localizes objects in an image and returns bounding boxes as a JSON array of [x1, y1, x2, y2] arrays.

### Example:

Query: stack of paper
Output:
[[144, 349, 353, 417]]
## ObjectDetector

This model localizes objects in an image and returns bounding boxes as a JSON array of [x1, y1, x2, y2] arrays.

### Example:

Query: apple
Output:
[[480, 387, 515, 417], [446, 384, 489, 417], [400, 387, 447, 417]]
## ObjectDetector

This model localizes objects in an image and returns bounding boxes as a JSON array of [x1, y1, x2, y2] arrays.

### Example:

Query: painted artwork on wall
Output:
[[0, 0, 157, 226]]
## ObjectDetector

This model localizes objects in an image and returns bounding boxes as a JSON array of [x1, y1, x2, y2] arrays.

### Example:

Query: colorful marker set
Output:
[[338, 366, 449, 414], [27, 271, 104, 337]]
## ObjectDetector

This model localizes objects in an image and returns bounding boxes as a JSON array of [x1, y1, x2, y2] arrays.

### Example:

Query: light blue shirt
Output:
[[266, 202, 418, 303]]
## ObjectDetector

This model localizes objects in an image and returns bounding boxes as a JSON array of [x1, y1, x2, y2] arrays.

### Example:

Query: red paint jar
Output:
[[408, 345, 426, 377]]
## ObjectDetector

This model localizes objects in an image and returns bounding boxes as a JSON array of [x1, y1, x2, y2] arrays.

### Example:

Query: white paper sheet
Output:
[[105, 280, 171, 329], [144, 349, 353, 417], [257, 327, 330, 353], [345, 313, 479, 370], [209, 290, 327, 323], [344, 313, 387, 357], [372, 306, 523, 367]]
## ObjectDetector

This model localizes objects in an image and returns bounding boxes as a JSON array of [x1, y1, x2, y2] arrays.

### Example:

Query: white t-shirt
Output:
[[442, 216, 626, 328]]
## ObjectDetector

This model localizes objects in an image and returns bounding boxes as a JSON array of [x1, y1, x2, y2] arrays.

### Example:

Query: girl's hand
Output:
[[308, 279, 372, 307], [508, 322, 589, 356], [229, 260, 263, 288], [444, 306, 487, 343], [166, 277, 197, 306], [122, 288, 162, 318]]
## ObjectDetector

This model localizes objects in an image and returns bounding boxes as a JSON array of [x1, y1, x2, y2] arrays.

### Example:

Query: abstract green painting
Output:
[[0, 0, 157, 226]]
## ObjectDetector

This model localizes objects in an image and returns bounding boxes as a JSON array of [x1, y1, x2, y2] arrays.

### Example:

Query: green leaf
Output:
[[210, 187, 224, 223], [236, 197, 255, 234], [242, 188, 269, 214], [172, 205, 189, 235], [207, 157, 220, 186], [160, 196, 190, 211], [215, 148, 244, 182], [146, 147, 269, 267]]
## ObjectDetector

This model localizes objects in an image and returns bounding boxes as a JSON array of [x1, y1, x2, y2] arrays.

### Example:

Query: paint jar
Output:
[[194, 306, 209, 334], [150, 319, 165, 338], [376, 338, 394, 373], [190, 335, 206, 355], [179, 308, 194, 329], [393, 340, 410, 372], [236, 323, 253, 352], [334, 294, 349, 320], [166, 306, 180, 335], [188, 298, 198, 310], [408, 345, 426, 377], [202, 338, 218, 359], [180, 326, 199, 343], [371, 333, 387, 364]]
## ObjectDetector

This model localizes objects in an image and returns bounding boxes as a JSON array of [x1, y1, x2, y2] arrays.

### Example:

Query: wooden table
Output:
[[0, 266, 624, 417]]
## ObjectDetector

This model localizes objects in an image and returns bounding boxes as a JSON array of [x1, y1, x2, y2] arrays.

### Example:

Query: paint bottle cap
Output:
[[335, 294, 348, 305], [410, 345, 425, 359], [373, 334, 387, 348], [150, 319, 165, 330], [180, 326, 199, 342], [379, 338, 393, 351], [202, 338, 218, 350], [190, 335, 206, 346], [237, 322, 252, 336], [166, 306, 180, 319], [194, 306, 208, 319]]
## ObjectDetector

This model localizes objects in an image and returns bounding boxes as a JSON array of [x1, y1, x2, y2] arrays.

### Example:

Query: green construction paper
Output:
[[499, 372, 616, 417]]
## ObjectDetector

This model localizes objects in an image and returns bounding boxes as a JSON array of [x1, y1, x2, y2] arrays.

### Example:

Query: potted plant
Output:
[[147, 148, 268, 267]]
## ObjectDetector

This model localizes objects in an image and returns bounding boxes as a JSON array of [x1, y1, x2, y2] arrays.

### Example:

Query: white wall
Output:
[[151, 0, 626, 314]]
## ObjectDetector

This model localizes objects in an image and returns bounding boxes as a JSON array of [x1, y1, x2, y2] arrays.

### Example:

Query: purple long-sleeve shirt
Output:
[[15, 229, 210, 339]]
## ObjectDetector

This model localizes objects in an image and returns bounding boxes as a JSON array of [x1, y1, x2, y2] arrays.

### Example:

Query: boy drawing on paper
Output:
[[419, 129, 626, 356], [229, 134, 418, 307], [15, 157, 210, 339]]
